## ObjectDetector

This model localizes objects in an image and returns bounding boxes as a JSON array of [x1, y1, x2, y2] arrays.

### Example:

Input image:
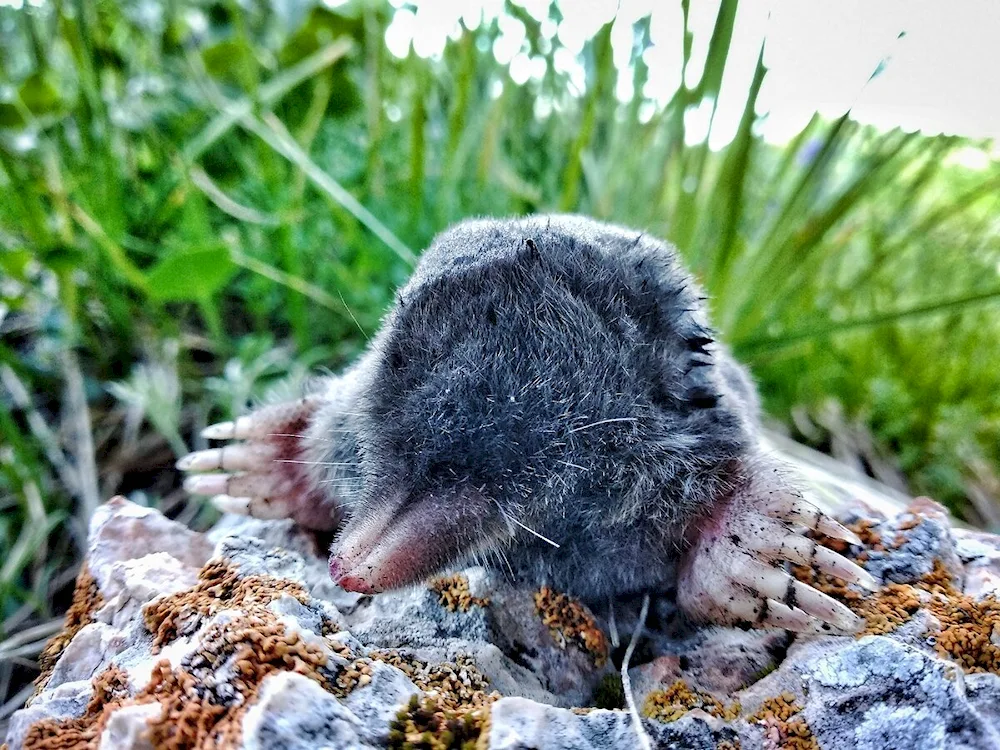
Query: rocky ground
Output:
[[6, 493, 1000, 750]]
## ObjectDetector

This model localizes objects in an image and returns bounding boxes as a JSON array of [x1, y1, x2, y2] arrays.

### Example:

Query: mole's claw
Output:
[[178, 390, 356, 531], [726, 554, 862, 633], [678, 465, 872, 634], [763, 492, 863, 545], [729, 554, 796, 600], [793, 583, 863, 633], [201, 396, 324, 441], [813, 546, 877, 590], [184, 473, 232, 495], [746, 520, 877, 590], [202, 420, 240, 440], [176, 446, 262, 472], [211, 494, 251, 515], [759, 599, 814, 632], [727, 597, 817, 632]]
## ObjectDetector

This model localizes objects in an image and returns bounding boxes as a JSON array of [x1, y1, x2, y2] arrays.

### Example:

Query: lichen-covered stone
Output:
[[487, 697, 724, 749], [801, 637, 1000, 749], [5, 681, 93, 750], [9, 496, 1000, 749]]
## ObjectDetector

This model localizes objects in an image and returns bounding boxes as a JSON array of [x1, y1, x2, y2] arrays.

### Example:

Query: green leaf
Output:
[[201, 39, 257, 87], [146, 245, 237, 302], [279, 6, 364, 67], [0, 248, 33, 281], [0, 102, 26, 129], [19, 71, 62, 115]]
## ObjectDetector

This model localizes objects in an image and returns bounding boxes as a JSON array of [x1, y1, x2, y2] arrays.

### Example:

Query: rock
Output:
[[841, 500, 963, 585], [802, 637, 1000, 749], [10, 496, 1000, 749], [99, 702, 163, 750], [241, 672, 379, 750], [629, 626, 788, 707], [487, 697, 724, 749], [955, 529, 1000, 600], [86, 497, 213, 594], [966, 672, 1000, 735], [341, 662, 420, 745], [5, 681, 92, 750]]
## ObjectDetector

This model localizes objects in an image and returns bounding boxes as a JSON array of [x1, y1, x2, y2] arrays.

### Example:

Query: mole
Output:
[[178, 215, 875, 633]]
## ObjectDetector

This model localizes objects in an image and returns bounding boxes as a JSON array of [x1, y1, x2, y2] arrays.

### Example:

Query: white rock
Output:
[[341, 661, 420, 745], [5, 680, 93, 750], [87, 497, 212, 594], [241, 671, 378, 750], [98, 702, 163, 750]]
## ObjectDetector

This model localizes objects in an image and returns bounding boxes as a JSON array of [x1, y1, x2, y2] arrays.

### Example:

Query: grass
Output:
[[1, 0, 999, 718]]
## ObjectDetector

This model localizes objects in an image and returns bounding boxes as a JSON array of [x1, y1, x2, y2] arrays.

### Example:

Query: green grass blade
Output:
[[183, 38, 354, 163], [238, 112, 416, 265]]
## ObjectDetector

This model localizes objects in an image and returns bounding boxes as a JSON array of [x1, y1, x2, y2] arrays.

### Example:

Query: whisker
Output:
[[266, 432, 335, 442], [511, 517, 560, 548], [490, 498, 517, 540], [496, 543, 515, 580], [338, 289, 371, 343], [273, 459, 357, 466], [568, 417, 638, 434]]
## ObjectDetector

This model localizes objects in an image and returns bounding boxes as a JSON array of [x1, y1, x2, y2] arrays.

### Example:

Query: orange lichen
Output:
[[25, 616, 334, 750], [142, 559, 309, 650], [533, 586, 608, 667], [143, 612, 334, 749], [140, 662, 229, 749], [27, 556, 339, 750], [367, 651, 499, 713], [34, 565, 104, 695], [642, 679, 740, 722], [23, 553, 507, 749], [922, 569, 1000, 674], [24, 666, 131, 749], [857, 583, 923, 635], [333, 658, 377, 696], [430, 575, 490, 613], [796, 515, 1000, 674], [747, 693, 818, 750]]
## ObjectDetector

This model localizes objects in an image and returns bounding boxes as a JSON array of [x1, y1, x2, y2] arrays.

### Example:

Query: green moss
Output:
[[591, 673, 626, 710]]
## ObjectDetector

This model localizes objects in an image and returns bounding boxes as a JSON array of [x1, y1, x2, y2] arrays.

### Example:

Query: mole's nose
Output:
[[329, 554, 378, 594]]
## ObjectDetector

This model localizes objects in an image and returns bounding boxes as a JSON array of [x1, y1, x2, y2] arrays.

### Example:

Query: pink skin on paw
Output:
[[677, 486, 865, 633], [185, 396, 351, 532]]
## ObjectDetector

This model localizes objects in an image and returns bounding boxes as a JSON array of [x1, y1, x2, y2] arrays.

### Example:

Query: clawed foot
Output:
[[177, 395, 355, 531], [678, 483, 876, 634]]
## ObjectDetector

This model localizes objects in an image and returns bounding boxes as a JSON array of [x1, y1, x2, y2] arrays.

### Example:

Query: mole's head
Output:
[[327, 217, 746, 594], [328, 227, 577, 593]]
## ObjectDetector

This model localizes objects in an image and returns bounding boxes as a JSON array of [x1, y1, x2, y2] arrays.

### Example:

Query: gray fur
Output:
[[320, 215, 764, 602]]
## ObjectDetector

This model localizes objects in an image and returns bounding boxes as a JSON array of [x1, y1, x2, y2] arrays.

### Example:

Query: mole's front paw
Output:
[[677, 488, 876, 633], [177, 396, 351, 531]]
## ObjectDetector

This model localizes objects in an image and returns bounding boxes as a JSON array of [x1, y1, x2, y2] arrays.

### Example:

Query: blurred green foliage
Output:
[[1, 0, 999, 662]]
